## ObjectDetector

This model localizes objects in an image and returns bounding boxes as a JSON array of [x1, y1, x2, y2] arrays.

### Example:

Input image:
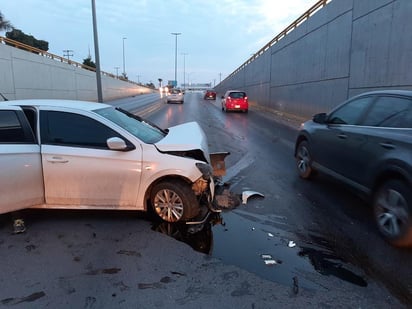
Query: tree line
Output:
[[0, 11, 95, 68]]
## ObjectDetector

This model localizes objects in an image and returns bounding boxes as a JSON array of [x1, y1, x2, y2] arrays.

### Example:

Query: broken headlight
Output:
[[195, 163, 213, 180]]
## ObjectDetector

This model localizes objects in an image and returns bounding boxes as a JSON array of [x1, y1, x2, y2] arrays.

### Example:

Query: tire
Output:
[[150, 180, 200, 223], [296, 140, 313, 179], [373, 179, 412, 247]]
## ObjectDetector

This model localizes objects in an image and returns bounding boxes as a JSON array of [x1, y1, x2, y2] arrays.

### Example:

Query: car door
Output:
[[39, 108, 142, 208], [348, 95, 412, 187], [0, 106, 44, 214], [310, 96, 373, 178]]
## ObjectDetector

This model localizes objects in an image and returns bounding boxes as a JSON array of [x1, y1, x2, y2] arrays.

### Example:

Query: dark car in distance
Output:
[[294, 90, 412, 247], [204, 90, 216, 100]]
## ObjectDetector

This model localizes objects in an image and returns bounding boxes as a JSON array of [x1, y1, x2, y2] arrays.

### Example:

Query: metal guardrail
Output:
[[224, 0, 332, 81], [0, 36, 135, 83]]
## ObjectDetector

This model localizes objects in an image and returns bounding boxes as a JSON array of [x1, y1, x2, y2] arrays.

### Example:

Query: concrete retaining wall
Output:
[[215, 0, 412, 119], [0, 43, 154, 102]]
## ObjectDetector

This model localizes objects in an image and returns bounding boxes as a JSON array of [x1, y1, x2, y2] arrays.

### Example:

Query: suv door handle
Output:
[[379, 142, 395, 150]]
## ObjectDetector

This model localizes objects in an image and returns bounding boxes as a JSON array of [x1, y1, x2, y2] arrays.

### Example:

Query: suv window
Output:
[[328, 97, 372, 125], [40, 111, 125, 149], [361, 96, 412, 128], [0, 110, 33, 143]]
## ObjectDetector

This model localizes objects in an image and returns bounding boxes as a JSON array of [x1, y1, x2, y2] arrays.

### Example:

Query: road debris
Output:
[[242, 190, 264, 204], [260, 254, 281, 266], [293, 276, 299, 294], [215, 189, 241, 209], [288, 241, 296, 248]]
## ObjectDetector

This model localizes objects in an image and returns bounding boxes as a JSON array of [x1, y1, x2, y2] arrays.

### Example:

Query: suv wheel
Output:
[[296, 140, 313, 179], [151, 180, 200, 223], [373, 179, 412, 246]]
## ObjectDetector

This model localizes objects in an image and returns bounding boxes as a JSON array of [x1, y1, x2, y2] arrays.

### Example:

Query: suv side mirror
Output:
[[313, 113, 327, 124]]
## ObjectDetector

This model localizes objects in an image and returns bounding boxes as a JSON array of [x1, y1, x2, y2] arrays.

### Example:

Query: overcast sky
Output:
[[1, 0, 316, 87]]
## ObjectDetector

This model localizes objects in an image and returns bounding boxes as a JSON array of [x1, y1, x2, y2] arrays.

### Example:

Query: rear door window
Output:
[[361, 96, 412, 128]]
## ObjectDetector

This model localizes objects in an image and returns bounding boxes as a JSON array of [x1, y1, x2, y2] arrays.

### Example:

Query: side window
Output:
[[361, 96, 412, 128], [0, 110, 33, 143], [40, 111, 123, 149], [328, 97, 372, 125]]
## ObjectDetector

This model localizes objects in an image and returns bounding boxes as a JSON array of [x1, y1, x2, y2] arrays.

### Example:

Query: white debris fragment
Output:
[[242, 190, 265, 204], [261, 254, 279, 266], [268, 233, 274, 237], [288, 241, 296, 248]]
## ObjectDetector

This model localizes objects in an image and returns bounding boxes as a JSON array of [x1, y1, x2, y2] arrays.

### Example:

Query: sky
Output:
[[1, 0, 316, 87]]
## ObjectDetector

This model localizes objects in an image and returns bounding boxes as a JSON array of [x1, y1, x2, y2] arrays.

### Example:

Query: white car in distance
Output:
[[0, 99, 227, 223]]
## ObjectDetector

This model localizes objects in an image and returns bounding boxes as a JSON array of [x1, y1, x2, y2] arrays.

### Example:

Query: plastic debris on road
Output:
[[242, 190, 264, 204], [288, 241, 296, 248], [260, 254, 279, 266]]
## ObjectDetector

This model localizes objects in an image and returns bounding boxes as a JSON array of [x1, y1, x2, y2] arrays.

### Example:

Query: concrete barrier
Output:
[[0, 42, 154, 102], [215, 0, 412, 120]]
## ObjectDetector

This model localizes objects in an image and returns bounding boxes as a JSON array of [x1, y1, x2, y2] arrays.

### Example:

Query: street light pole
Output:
[[122, 37, 127, 78], [181, 52, 188, 90], [91, 0, 103, 102], [171, 32, 181, 87], [114, 66, 119, 78]]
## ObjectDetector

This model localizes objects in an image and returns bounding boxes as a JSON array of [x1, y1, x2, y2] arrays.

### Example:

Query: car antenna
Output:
[[0, 93, 8, 101]]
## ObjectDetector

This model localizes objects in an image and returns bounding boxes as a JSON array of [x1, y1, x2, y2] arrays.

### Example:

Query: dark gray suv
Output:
[[295, 90, 412, 247]]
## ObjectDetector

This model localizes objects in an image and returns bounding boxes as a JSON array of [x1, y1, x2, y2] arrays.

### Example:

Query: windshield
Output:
[[95, 107, 166, 144]]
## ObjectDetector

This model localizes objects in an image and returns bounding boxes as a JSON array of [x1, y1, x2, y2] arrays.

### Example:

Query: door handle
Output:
[[47, 156, 69, 163], [379, 142, 395, 150]]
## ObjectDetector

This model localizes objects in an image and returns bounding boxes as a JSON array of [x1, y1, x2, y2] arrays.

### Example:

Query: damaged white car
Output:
[[0, 99, 227, 223]]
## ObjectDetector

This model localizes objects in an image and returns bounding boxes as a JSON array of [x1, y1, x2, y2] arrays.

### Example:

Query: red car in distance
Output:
[[204, 90, 216, 100]]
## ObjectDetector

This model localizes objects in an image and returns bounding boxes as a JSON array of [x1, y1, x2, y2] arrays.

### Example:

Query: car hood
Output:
[[155, 121, 210, 162]]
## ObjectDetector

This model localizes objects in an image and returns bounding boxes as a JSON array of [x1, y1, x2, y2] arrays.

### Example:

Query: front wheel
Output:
[[296, 140, 313, 179], [150, 180, 200, 223], [373, 179, 412, 247]]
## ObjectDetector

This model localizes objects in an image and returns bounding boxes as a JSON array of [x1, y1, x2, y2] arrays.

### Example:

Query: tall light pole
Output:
[[171, 32, 181, 87], [181, 52, 188, 90], [122, 37, 127, 78], [114, 66, 119, 78], [91, 0, 103, 102]]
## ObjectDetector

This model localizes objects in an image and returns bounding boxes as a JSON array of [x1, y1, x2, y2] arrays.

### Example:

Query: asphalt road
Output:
[[0, 92, 410, 308]]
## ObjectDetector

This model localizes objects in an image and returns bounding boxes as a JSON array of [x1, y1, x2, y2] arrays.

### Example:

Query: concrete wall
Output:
[[215, 0, 412, 119], [0, 43, 154, 102]]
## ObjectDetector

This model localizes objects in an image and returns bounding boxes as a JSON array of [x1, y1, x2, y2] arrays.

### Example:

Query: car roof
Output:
[[2, 99, 111, 111], [355, 89, 412, 98]]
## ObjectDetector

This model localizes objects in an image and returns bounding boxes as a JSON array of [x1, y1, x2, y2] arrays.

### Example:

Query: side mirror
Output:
[[107, 137, 133, 151], [313, 113, 327, 124]]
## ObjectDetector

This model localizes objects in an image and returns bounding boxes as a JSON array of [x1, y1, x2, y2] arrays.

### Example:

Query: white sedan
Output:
[[0, 99, 226, 223]]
